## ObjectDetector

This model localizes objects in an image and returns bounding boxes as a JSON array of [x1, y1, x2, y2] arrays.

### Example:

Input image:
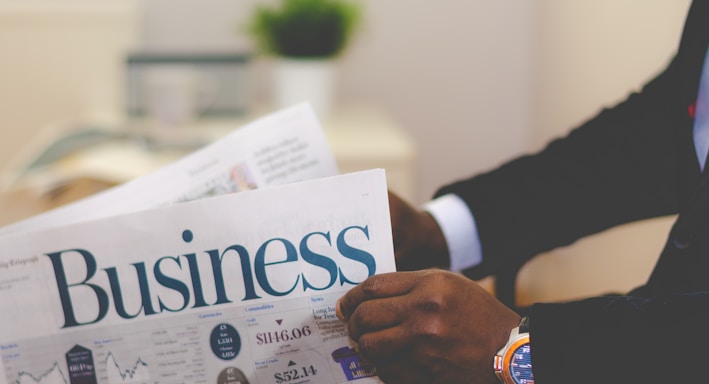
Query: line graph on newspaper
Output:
[[0, 169, 393, 384]]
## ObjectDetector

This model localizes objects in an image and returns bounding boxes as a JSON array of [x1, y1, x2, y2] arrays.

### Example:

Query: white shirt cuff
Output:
[[423, 194, 483, 272]]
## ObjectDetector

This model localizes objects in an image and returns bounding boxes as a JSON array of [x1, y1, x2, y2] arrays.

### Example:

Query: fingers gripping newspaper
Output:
[[0, 105, 395, 384]]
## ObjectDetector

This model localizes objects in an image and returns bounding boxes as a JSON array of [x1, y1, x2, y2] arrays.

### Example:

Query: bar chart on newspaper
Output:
[[3, 293, 372, 384], [0, 170, 394, 384], [0, 105, 394, 384]]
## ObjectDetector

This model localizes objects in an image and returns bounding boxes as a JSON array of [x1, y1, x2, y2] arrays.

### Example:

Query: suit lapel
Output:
[[643, 1, 709, 293]]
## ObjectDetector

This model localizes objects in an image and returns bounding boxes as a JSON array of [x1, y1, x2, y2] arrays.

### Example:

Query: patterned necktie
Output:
[[692, 46, 709, 171]]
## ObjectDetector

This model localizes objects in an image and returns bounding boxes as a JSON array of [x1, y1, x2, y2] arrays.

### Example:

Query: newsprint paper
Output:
[[0, 103, 339, 237], [0, 106, 395, 384]]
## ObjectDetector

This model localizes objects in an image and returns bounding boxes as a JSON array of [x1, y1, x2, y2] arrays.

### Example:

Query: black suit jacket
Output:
[[436, 2, 709, 382]]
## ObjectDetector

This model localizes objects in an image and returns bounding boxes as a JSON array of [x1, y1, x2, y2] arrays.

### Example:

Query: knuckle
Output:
[[426, 268, 455, 284], [414, 292, 447, 314], [357, 333, 379, 356], [414, 316, 445, 340], [350, 304, 370, 327], [359, 277, 385, 297], [350, 301, 382, 331], [360, 277, 382, 297]]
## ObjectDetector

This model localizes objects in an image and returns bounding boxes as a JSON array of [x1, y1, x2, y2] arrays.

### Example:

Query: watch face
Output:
[[508, 343, 534, 384]]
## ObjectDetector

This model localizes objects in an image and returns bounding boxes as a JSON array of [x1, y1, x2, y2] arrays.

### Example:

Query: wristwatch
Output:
[[493, 316, 534, 384]]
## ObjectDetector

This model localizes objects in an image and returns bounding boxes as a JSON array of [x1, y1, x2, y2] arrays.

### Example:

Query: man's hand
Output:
[[388, 191, 449, 270], [337, 270, 521, 384]]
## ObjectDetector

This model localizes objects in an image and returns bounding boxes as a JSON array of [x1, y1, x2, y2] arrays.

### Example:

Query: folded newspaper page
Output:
[[0, 103, 338, 236], [0, 169, 394, 384]]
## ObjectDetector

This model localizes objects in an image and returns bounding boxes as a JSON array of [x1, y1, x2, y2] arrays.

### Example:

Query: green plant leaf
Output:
[[248, 0, 361, 58]]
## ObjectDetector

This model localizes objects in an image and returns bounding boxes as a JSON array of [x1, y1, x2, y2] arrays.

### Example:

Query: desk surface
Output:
[[41, 104, 416, 185], [0, 105, 417, 225]]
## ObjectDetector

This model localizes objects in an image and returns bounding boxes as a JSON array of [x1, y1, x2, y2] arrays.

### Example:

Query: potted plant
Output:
[[248, 0, 361, 118]]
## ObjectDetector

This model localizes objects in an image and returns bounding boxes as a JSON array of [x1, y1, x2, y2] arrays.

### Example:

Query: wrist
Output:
[[423, 194, 483, 271], [419, 211, 450, 268]]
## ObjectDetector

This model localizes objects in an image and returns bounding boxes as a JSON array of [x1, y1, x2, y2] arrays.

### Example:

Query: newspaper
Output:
[[0, 105, 396, 383], [0, 169, 394, 384], [0, 103, 339, 236]]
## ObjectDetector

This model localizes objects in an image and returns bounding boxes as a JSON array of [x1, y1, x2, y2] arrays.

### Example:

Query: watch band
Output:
[[519, 315, 530, 333], [494, 316, 532, 384]]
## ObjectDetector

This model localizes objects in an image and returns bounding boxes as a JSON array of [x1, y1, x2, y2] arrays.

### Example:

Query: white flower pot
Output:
[[274, 58, 335, 119]]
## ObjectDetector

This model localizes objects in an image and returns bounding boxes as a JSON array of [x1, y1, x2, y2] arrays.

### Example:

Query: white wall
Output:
[[0, 1, 138, 172], [533, 1, 691, 148], [518, 0, 692, 304], [138, 0, 690, 202], [138, 1, 536, 204], [0, 0, 695, 302], [139, 0, 256, 52], [338, 1, 690, 302], [339, 1, 535, 203]]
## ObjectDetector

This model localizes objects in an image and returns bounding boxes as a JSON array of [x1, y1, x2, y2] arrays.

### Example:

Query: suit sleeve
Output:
[[436, 55, 697, 280], [529, 292, 709, 382]]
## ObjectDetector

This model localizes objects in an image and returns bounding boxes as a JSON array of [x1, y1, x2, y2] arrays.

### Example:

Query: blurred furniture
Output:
[[0, 177, 115, 227], [0, 1, 139, 173], [0, 104, 417, 226], [125, 51, 251, 122], [322, 105, 416, 202]]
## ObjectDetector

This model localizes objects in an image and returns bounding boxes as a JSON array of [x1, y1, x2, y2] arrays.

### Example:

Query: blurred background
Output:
[[0, 0, 693, 304]]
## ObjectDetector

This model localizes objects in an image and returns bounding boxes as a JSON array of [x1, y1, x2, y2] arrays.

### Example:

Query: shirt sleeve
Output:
[[423, 193, 483, 271]]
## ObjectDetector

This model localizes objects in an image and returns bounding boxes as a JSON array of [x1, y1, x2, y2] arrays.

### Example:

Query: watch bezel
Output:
[[499, 335, 531, 384]]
